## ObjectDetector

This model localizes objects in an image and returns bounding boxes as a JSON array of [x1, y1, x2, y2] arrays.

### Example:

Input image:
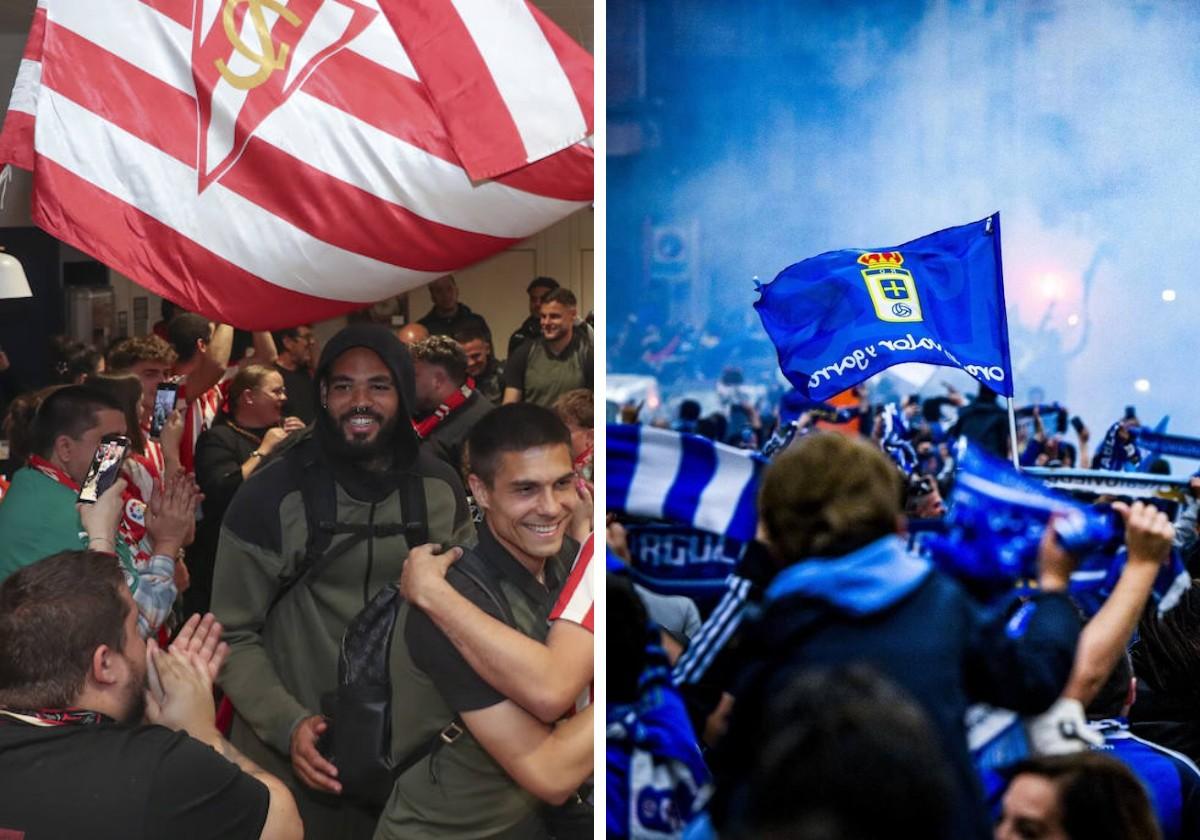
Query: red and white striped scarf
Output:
[[412, 381, 474, 439]]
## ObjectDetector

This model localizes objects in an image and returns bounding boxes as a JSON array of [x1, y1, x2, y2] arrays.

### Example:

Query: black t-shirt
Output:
[[407, 570, 509, 712], [0, 719, 269, 839], [275, 362, 317, 425]]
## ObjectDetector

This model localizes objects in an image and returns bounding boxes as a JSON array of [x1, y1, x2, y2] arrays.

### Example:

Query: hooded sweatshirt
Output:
[[211, 325, 475, 821]]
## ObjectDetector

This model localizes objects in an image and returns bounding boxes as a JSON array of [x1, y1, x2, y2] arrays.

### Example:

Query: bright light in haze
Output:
[[1163, 289, 1177, 302], [1040, 273, 1063, 300], [1135, 379, 1151, 393], [1067, 314, 1080, 326]]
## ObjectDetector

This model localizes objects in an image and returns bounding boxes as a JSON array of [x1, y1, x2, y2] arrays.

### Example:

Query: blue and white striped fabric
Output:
[[608, 424, 765, 543]]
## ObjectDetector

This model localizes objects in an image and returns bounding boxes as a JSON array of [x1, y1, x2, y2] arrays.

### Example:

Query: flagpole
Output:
[[1006, 397, 1021, 470]]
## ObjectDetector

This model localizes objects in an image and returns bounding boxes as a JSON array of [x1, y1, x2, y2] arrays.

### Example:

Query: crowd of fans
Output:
[[609, 372, 1200, 840], [0, 274, 595, 839]]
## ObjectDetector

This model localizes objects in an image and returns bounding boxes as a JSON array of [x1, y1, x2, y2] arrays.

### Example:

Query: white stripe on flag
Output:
[[8, 59, 40, 116], [352, 0, 419, 78], [624, 429, 684, 522], [38, 88, 440, 300], [260, 92, 587, 238], [451, 0, 588, 160], [53, 1, 195, 95], [694, 446, 756, 537]]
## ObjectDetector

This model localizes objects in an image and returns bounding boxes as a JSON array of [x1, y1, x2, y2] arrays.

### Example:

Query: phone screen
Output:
[[77, 434, 131, 504], [149, 384, 179, 438]]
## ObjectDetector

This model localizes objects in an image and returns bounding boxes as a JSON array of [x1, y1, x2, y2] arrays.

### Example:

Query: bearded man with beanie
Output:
[[212, 324, 475, 839]]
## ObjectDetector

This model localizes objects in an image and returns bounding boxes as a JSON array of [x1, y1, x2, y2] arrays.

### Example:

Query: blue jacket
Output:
[[714, 535, 1080, 840], [1094, 718, 1200, 840]]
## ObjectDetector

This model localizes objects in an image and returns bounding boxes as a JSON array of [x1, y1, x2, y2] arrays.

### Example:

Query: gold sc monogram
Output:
[[215, 0, 303, 91]]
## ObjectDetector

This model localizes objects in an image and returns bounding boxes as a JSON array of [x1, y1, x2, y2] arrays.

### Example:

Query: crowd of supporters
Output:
[[609, 373, 1200, 840], [0, 275, 595, 839]]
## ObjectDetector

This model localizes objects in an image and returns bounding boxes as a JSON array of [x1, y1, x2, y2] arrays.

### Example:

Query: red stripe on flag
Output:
[[43, 22, 196, 166], [42, 24, 518, 268], [307, 48, 592, 201], [495, 143, 593, 202], [528, 5, 593, 136], [138, 0, 192, 29], [302, 48, 460, 164], [24, 5, 46, 62], [225, 136, 518, 270], [580, 604, 593, 634], [0, 110, 36, 171], [32, 157, 362, 330], [380, 0, 528, 181]]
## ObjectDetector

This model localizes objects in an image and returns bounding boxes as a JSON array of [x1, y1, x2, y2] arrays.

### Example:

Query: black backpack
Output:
[[332, 550, 514, 806]]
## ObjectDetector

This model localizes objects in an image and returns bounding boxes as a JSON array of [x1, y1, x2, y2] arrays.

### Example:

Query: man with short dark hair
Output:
[[503, 288, 593, 408], [213, 324, 475, 839], [417, 275, 491, 340], [0, 384, 194, 636], [0, 550, 302, 839], [270, 325, 317, 425], [507, 276, 560, 358], [455, 323, 505, 406], [378, 404, 593, 839], [411, 335, 495, 473]]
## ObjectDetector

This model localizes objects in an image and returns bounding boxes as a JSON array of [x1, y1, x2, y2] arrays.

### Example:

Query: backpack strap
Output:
[[389, 547, 515, 781], [266, 445, 431, 616]]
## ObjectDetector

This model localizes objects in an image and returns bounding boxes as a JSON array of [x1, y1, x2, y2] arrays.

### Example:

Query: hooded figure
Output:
[[211, 323, 475, 840]]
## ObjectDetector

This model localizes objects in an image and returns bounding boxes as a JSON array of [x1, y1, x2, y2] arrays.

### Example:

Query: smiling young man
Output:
[[211, 325, 474, 839], [377, 404, 594, 840], [502, 288, 593, 408]]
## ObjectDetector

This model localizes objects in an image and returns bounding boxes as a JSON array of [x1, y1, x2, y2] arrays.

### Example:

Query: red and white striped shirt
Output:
[[551, 532, 593, 712], [176, 378, 230, 474]]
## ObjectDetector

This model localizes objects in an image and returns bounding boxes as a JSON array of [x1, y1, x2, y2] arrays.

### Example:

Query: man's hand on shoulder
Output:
[[399, 543, 462, 610]]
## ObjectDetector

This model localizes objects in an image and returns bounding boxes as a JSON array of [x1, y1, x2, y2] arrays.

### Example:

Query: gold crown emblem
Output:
[[857, 251, 904, 268]]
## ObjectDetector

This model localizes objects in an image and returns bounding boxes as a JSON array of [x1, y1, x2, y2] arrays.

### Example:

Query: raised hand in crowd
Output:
[[1061, 501, 1173, 708], [77, 476, 128, 554], [146, 471, 202, 560], [168, 611, 230, 682], [281, 415, 306, 434], [159, 407, 185, 477], [259, 426, 291, 457], [569, 476, 594, 543]]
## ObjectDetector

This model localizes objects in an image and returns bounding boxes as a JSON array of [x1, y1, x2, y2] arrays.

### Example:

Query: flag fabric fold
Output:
[[755, 214, 1014, 401], [0, 0, 593, 329], [607, 424, 764, 544]]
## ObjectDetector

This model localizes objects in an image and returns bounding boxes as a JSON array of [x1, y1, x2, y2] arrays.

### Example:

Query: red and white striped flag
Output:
[[0, 0, 592, 329]]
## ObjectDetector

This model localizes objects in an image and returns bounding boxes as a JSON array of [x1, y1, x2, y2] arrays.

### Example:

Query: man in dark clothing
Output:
[[417, 275, 491, 340], [503, 288, 593, 408], [1087, 652, 1200, 840], [951, 383, 1011, 460], [411, 335, 495, 474], [377, 404, 593, 839], [705, 433, 1080, 840], [271, 324, 318, 425], [212, 324, 475, 839], [456, 323, 505, 406], [0, 550, 301, 839], [507, 276, 559, 358]]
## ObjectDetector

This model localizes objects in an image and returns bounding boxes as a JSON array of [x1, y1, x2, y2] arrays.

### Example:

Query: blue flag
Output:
[[755, 214, 1014, 400], [608, 424, 765, 543]]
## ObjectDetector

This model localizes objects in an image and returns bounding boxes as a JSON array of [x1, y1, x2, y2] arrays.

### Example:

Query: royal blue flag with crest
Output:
[[755, 214, 1014, 400]]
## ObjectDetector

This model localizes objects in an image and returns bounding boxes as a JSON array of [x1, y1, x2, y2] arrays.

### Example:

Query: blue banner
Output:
[[625, 523, 744, 616], [754, 214, 1014, 400]]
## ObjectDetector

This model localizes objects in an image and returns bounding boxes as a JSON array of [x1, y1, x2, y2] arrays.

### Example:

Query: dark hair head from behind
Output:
[[0, 551, 130, 709], [85, 373, 147, 454], [166, 312, 212, 365], [608, 572, 649, 706], [759, 432, 902, 563], [714, 665, 955, 840], [466, 403, 571, 487], [1134, 580, 1200, 706]]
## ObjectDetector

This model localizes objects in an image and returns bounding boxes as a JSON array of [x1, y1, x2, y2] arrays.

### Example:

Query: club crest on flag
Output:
[[858, 251, 923, 323], [191, 0, 376, 192]]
